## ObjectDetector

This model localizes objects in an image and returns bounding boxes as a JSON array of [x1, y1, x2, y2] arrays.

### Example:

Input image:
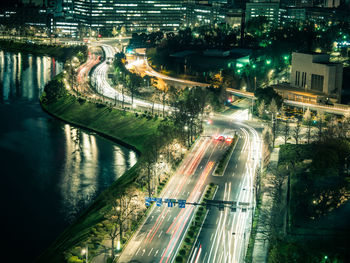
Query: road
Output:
[[85, 43, 262, 263], [118, 110, 261, 263], [126, 55, 208, 88], [90, 44, 171, 112], [191, 114, 261, 263]]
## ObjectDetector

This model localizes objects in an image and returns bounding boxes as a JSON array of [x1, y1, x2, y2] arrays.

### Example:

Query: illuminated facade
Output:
[[73, 0, 186, 32]]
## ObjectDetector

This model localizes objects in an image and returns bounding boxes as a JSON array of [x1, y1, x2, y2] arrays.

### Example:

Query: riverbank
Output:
[[37, 75, 175, 262], [0, 39, 87, 61]]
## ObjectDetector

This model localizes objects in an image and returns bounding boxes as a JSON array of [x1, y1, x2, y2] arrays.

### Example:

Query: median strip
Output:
[[174, 183, 218, 263]]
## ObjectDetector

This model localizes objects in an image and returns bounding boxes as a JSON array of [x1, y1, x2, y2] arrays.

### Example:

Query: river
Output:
[[0, 51, 137, 261]]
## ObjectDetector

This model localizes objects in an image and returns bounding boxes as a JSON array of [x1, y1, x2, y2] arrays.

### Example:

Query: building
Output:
[[72, 0, 185, 33], [185, 1, 227, 27], [290, 52, 343, 102], [245, 2, 280, 25]]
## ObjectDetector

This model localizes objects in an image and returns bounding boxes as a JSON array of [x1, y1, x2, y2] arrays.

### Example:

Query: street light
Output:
[[81, 245, 88, 263]]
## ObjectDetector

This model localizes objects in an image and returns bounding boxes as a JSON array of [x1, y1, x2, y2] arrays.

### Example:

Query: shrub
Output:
[[185, 237, 191, 243], [188, 230, 194, 237], [210, 183, 214, 187], [175, 255, 183, 263], [67, 256, 83, 263], [179, 249, 186, 256]]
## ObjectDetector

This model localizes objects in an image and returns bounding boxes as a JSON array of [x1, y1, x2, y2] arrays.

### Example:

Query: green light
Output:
[[324, 256, 328, 259], [343, 35, 347, 40], [237, 69, 241, 73], [266, 59, 271, 65], [283, 55, 289, 60], [252, 64, 256, 69], [236, 63, 243, 68]]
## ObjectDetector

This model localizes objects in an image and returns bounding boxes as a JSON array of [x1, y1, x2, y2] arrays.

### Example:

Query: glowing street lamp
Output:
[[81, 246, 88, 263], [266, 59, 271, 65]]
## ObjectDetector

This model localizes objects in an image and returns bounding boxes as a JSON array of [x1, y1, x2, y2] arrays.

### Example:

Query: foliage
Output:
[[43, 75, 67, 102], [254, 87, 283, 109]]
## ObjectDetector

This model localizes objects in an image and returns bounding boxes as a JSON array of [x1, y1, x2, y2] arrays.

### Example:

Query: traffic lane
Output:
[[119, 137, 218, 263], [126, 143, 215, 262], [128, 137, 232, 263], [195, 127, 252, 263]]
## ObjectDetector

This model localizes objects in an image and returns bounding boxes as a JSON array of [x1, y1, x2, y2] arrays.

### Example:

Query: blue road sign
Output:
[[145, 197, 151, 207], [151, 197, 157, 202], [168, 202, 173, 207], [178, 199, 186, 208], [156, 198, 163, 207]]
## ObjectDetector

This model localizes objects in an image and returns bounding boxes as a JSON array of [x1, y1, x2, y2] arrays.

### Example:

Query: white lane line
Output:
[[235, 164, 238, 168], [148, 248, 153, 256], [210, 233, 214, 241], [158, 230, 163, 238], [161, 248, 166, 256], [232, 172, 235, 177], [155, 249, 159, 257], [135, 247, 141, 256], [141, 248, 146, 256]]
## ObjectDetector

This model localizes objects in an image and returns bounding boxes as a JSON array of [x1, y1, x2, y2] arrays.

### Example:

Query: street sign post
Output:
[[178, 199, 186, 208]]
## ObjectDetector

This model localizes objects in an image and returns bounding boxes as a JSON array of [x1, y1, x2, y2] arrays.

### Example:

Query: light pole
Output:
[[81, 245, 88, 263]]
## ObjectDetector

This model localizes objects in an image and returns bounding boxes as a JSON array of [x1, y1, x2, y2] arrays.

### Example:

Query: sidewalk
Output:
[[252, 148, 280, 263]]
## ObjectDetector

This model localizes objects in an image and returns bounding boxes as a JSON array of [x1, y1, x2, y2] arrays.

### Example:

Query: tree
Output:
[[315, 111, 325, 142], [258, 100, 265, 117], [282, 120, 290, 144], [303, 108, 313, 144], [143, 145, 157, 197], [270, 114, 279, 148], [268, 98, 278, 116], [292, 120, 302, 144], [105, 188, 140, 260], [112, 27, 118, 38]]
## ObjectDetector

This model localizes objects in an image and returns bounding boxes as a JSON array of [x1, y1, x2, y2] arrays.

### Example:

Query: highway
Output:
[[90, 44, 171, 112], [118, 111, 261, 263], [86, 43, 262, 263]]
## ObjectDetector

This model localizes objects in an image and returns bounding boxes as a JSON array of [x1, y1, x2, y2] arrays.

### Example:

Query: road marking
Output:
[[135, 247, 141, 256], [204, 252, 208, 262], [148, 248, 153, 256], [210, 233, 214, 241], [158, 230, 163, 238], [161, 248, 166, 256], [141, 248, 146, 256], [155, 249, 159, 256], [167, 214, 172, 222], [232, 172, 235, 177], [235, 164, 238, 168]]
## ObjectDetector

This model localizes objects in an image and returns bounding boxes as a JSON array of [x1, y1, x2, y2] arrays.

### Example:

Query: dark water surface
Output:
[[0, 51, 137, 261]]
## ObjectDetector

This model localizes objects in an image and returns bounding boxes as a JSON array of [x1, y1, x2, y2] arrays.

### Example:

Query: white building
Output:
[[290, 52, 343, 102]]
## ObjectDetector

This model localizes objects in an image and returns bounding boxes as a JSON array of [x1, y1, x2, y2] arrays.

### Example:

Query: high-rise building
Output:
[[73, 0, 185, 33], [245, 2, 280, 25]]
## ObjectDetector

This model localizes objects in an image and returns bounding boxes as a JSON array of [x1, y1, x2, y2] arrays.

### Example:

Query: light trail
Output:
[[91, 45, 173, 111]]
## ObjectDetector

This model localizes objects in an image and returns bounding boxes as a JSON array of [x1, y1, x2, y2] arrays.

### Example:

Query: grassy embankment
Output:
[[0, 39, 87, 60], [174, 183, 218, 263], [37, 74, 167, 262]]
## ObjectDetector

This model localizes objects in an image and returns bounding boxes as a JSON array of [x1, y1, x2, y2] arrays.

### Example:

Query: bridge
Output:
[[226, 88, 349, 116]]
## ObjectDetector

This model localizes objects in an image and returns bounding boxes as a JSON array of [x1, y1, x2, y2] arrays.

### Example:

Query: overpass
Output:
[[226, 88, 350, 116]]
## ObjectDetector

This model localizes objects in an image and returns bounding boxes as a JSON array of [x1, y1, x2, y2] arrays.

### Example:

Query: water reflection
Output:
[[0, 50, 137, 260]]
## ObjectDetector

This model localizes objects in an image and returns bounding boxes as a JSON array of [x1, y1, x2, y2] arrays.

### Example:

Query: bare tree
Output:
[[303, 108, 313, 144], [105, 188, 140, 261], [268, 98, 278, 116], [282, 120, 290, 144], [315, 111, 325, 142], [258, 100, 265, 117], [292, 120, 302, 144]]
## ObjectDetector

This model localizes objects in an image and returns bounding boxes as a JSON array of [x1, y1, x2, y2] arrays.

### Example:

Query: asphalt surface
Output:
[[118, 111, 261, 263]]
